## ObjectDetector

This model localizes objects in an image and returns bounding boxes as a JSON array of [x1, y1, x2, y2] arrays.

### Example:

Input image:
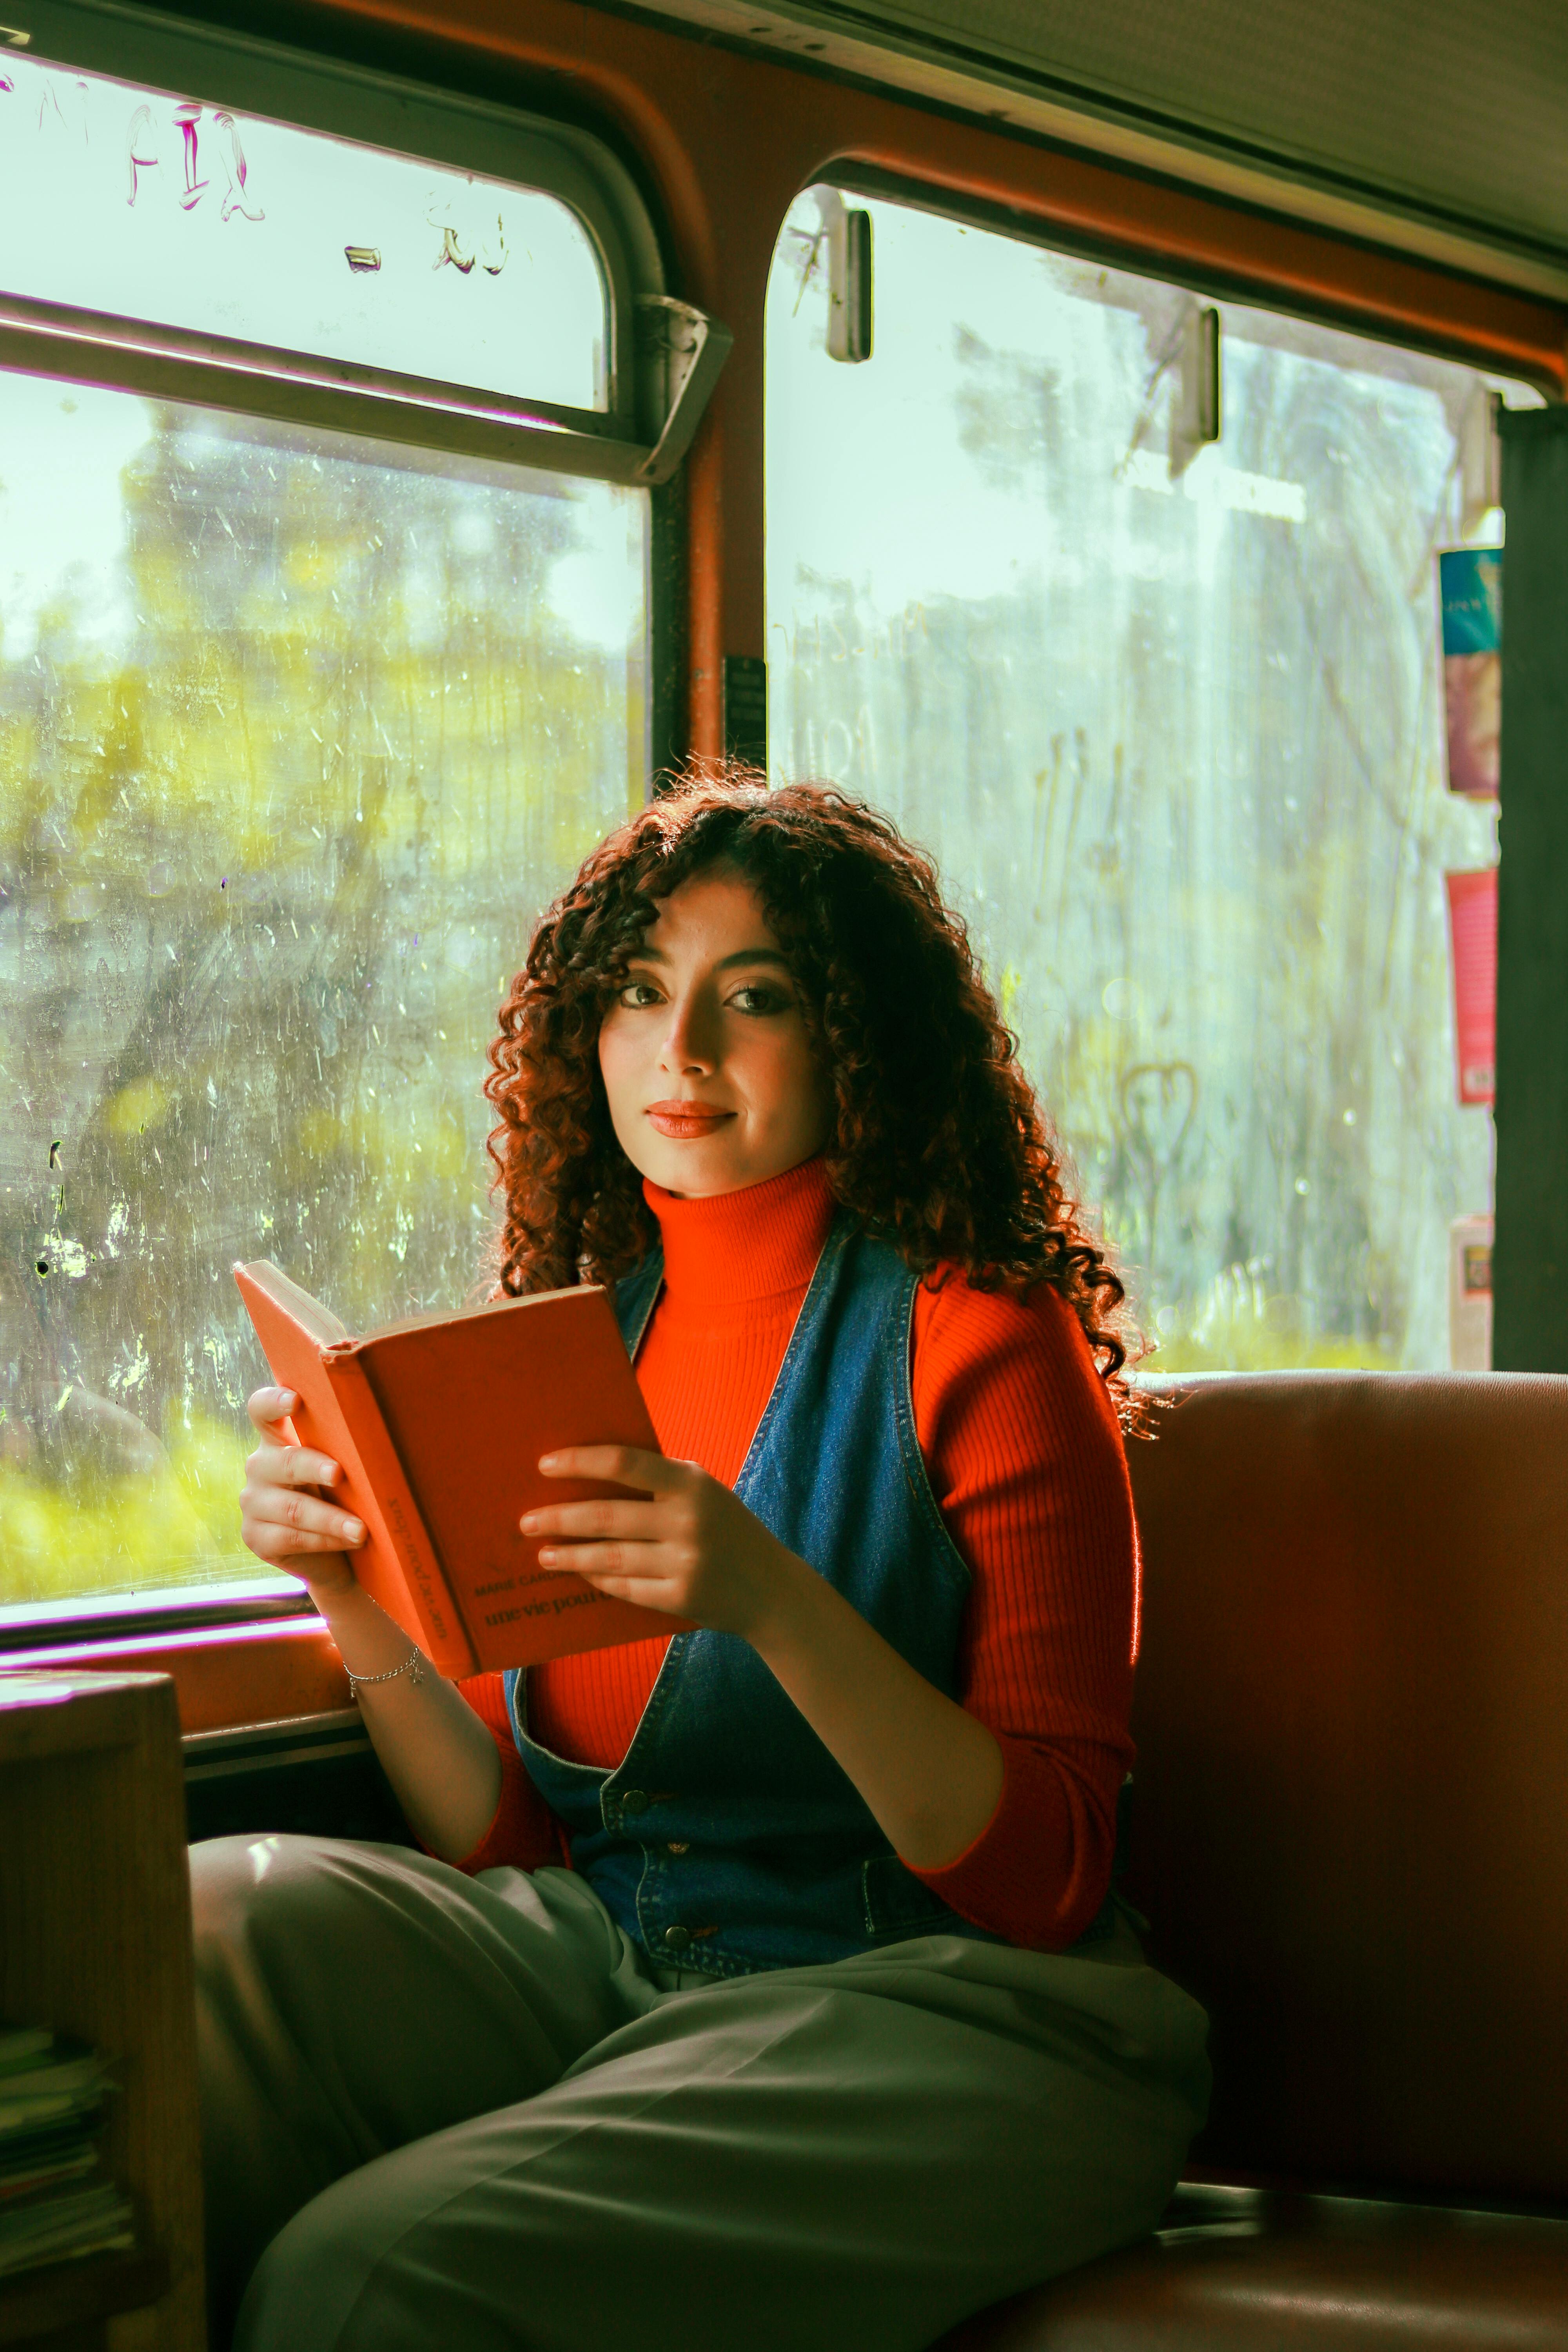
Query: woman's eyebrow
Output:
[[625, 945, 789, 970]]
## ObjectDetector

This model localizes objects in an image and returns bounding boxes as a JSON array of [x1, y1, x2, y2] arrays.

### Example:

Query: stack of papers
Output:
[[0, 2027, 134, 2279]]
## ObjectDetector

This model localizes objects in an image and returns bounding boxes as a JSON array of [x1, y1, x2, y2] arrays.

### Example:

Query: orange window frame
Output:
[[9, 0, 1564, 1732]]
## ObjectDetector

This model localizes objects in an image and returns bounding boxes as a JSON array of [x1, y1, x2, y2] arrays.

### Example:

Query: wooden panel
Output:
[[0, 1674, 205, 2351], [0, 2253, 166, 2347], [0, 1688, 139, 1766]]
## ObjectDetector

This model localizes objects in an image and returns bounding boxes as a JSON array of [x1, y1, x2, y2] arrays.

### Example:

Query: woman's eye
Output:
[[618, 980, 663, 1008], [730, 984, 785, 1014]]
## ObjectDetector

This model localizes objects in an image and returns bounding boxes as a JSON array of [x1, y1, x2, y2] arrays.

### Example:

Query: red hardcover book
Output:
[[233, 1261, 678, 1677]]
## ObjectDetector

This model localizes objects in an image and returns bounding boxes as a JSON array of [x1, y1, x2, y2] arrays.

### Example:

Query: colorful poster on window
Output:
[[1445, 867, 1497, 1105], [1439, 547, 1502, 799]]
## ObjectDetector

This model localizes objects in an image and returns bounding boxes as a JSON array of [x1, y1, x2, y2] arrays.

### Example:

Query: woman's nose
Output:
[[661, 993, 715, 1072]]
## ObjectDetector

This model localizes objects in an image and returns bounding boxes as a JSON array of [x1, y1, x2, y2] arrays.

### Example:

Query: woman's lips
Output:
[[645, 1100, 735, 1139]]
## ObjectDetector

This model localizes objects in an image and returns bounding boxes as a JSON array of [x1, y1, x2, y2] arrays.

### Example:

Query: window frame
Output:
[[815, 161, 1565, 400], [0, 0, 710, 482]]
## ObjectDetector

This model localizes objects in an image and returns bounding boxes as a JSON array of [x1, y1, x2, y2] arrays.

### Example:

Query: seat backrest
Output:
[[1124, 1370, 1568, 2207]]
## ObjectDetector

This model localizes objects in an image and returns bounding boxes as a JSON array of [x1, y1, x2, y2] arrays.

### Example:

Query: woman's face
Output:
[[597, 867, 833, 1197]]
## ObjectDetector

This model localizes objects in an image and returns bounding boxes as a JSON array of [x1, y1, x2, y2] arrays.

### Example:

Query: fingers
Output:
[[521, 1498, 660, 1541], [250, 1441, 344, 1492], [244, 1392, 345, 1490], [247, 1385, 299, 1436], [537, 1539, 634, 1577], [283, 1489, 366, 1546], [537, 1444, 671, 1490], [535, 1542, 680, 1600], [245, 1487, 366, 1550], [240, 1390, 361, 1572], [244, 1525, 358, 1563]]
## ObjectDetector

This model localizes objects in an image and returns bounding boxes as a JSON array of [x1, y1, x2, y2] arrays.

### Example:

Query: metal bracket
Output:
[[635, 295, 733, 484]]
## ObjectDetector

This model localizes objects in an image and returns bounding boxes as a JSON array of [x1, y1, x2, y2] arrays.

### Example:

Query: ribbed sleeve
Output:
[[899, 1276, 1137, 1947]]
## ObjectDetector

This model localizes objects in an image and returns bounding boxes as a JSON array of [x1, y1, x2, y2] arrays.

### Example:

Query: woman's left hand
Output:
[[527, 1444, 1005, 1869], [523, 1448, 807, 1644]]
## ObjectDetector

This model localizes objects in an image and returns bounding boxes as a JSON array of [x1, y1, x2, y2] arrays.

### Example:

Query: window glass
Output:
[[767, 191, 1534, 1372], [0, 50, 606, 410], [0, 374, 646, 1610]]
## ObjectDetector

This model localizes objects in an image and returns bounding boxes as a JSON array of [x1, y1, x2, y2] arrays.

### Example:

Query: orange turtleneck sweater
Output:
[[456, 1156, 1138, 1950]]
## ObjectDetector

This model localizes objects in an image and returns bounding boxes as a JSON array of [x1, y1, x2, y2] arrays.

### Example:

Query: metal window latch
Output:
[[1170, 303, 1221, 477], [635, 296, 734, 484], [1458, 388, 1502, 535], [827, 205, 872, 364], [806, 186, 873, 364]]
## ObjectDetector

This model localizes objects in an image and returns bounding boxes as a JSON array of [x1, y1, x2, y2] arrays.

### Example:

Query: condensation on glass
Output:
[[0, 49, 608, 409], [0, 377, 647, 1606], [767, 192, 1538, 1374]]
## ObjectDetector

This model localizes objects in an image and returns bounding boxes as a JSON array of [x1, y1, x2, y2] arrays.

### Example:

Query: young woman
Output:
[[200, 777, 1209, 2352]]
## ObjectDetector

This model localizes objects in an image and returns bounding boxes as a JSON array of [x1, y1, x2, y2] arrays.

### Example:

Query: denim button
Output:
[[621, 1790, 648, 1816], [662, 1925, 691, 1953]]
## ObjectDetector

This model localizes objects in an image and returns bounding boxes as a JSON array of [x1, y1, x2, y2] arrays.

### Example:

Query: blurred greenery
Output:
[[0, 392, 645, 1604]]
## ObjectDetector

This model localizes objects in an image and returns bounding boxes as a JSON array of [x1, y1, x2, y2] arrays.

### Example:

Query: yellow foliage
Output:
[[0, 1412, 256, 1606], [1146, 1267, 1398, 1374], [1149, 1328, 1394, 1374], [104, 1076, 173, 1136], [294, 1099, 470, 1185]]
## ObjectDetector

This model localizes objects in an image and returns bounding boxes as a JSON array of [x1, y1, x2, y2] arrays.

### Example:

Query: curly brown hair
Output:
[[485, 773, 1136, 1404]]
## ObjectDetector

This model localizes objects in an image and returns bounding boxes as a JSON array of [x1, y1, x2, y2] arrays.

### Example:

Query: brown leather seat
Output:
[[939, 2185, 1568, 2348], [941, 1372, 1568, 2350]]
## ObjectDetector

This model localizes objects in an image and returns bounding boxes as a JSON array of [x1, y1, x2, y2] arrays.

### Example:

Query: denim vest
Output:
[[503, 1216, 1009, 1978]]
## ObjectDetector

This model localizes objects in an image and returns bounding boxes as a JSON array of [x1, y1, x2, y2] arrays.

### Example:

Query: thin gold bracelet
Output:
[[346, 1646, 426, 1697]]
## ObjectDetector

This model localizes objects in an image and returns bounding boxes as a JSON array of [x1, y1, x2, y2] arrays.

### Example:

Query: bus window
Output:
[[767, 189, 1539, 1373], [0, 28, 653, 1625], [0, 46, 609, 414]]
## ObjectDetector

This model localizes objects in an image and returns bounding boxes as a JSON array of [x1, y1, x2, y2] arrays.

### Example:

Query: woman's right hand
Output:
[[238, 1388, 505, 1862], [240, 1388, 366, 1602]]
